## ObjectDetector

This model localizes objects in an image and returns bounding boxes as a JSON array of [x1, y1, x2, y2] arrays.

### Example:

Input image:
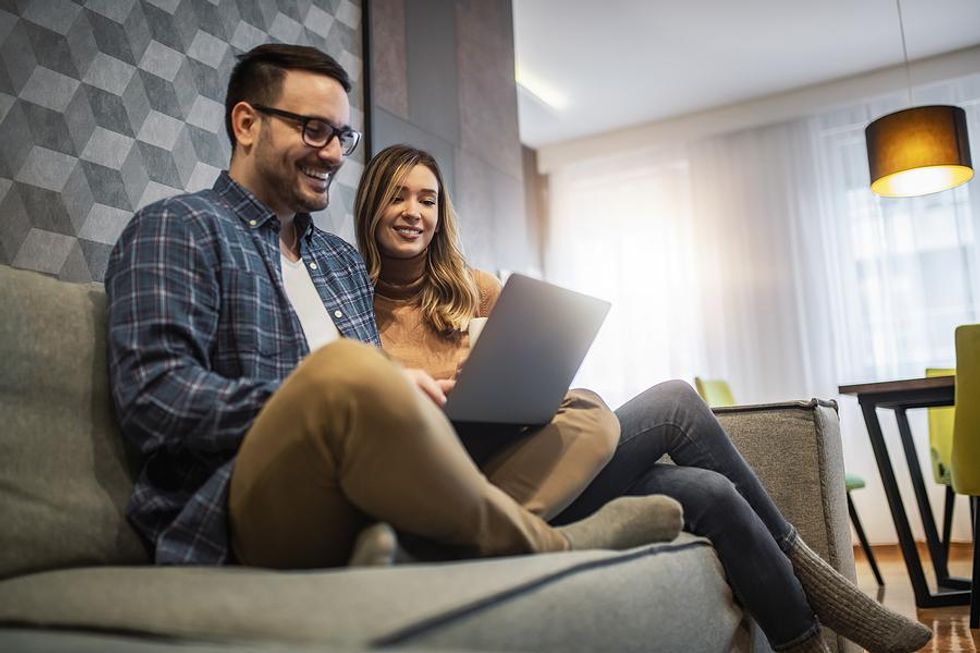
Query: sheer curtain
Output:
[[546, 148, 705, 408], [545, 120, 828, 408], [543, 72, 980, 543]]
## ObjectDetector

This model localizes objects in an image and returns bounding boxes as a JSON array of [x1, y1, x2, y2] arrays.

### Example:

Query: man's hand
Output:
[[402, 368, 456, 406]]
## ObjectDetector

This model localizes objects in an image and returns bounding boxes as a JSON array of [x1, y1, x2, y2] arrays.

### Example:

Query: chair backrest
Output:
[[952, 325, 980, 496], [694, 377, 736, 408], [925, 367, 955, 486]]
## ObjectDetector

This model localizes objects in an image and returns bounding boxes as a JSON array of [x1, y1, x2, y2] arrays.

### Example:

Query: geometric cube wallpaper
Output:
[[0, 0, 364, 282]]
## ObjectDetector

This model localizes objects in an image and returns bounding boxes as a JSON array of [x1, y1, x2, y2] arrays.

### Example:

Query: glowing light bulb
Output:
[[871, 165, 974, 197]]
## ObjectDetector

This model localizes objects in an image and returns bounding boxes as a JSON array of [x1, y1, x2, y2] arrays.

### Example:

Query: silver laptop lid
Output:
[[444, 273, 610, 425]]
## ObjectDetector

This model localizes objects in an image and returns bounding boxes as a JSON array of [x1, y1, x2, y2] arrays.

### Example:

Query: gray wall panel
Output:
[[370, 0, 408, 119], [367, 0, 530, 275], [403, 0, 458, 146], [456, 0, 520, 179], [453, 147, 495, 272], [373, 106, 455, 198], [454, 148, 526, 272], [488, 167, 527, 271]]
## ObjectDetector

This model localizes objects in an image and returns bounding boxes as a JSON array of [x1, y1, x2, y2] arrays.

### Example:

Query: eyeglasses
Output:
[[252, 104, 362, 155]]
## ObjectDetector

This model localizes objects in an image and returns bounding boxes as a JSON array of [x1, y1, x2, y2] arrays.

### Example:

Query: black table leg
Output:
[[942, 486, 955, 562], [893, 408, 972, 591], [859, 400, 970, 608]]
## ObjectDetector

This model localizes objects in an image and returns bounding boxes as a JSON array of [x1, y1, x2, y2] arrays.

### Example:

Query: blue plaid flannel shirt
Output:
[[105, 172, 381, 565]]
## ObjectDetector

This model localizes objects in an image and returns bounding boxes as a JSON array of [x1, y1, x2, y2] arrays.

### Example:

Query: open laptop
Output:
[[443, 273, 610, 426]]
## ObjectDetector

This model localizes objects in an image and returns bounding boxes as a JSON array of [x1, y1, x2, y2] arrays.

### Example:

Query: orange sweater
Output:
[[374, 254, 501, 380]]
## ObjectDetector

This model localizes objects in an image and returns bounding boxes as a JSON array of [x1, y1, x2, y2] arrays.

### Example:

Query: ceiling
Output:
[[513, 0, 980, 147]]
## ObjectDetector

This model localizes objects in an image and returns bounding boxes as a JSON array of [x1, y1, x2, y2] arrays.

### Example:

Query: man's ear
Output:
[[231, 101, 260, 150]]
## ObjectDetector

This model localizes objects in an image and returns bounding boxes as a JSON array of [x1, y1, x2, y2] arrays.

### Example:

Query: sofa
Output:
[[0, 264, 858, 653]]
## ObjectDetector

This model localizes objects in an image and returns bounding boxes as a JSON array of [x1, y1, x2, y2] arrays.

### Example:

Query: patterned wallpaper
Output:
[[0, 0, 364, 282]]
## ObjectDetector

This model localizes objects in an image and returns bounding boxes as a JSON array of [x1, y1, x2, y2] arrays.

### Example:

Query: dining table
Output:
[[839, 375, 971, 608]]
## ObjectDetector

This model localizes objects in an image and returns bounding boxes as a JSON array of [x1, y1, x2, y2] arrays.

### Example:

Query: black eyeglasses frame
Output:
[[251, 104, 361, 155]]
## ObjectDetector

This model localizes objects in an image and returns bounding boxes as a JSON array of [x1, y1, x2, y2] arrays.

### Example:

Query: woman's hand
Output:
[[402, 368, 456, 406]]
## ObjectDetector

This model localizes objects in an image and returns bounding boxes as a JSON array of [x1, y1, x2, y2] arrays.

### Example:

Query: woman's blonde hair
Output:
[[355, 144, 478, 336]]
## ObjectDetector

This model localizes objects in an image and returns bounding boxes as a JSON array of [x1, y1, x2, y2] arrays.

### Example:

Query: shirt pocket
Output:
[[218, 269, 283, 356]]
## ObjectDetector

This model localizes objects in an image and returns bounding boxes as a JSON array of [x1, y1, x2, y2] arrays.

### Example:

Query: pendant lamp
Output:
[[865, 2, 973, 197]]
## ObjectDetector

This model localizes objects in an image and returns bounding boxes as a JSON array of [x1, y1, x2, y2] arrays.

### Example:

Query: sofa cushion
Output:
[[0, 265, 148, 579], [0, 534, 750, 653]]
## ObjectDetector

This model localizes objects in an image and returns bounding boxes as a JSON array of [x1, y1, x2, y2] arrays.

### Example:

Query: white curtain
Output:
[[546, 148, 705, 408], [543, 72, 980, 544]]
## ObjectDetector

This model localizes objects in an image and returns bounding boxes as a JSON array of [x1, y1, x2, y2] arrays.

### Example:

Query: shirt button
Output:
[[309, 262, 317, 270], [249, 219, 257, 226], [334, 310, 342, 318]]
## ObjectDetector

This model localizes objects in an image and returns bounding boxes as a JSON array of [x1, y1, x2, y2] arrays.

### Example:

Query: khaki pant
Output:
[[229, 339, 571, 568], [480, 389, 619, 520]]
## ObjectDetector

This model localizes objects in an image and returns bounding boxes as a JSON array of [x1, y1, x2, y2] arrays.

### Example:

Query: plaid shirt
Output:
[[105, 172, 381, 565]]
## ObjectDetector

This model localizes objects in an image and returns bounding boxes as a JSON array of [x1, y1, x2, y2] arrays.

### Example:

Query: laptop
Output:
[[443, 273, 610, 426]]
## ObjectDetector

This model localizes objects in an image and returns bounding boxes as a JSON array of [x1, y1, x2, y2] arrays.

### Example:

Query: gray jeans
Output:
[[551, 380, 820, 650]]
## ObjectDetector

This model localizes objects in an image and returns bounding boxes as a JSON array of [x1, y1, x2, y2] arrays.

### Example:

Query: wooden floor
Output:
[[853, 542, 976, 652]]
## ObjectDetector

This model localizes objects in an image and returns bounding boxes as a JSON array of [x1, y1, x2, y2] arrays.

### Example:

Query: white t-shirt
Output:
[[280, 253, 340, 353]]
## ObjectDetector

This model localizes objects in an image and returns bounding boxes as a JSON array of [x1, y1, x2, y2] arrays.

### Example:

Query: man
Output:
[[105, 44, 681, 569]]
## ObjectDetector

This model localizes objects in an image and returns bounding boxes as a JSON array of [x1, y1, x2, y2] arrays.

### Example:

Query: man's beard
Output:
[[294, 173, 332, 213], [256, 143, 334, 215]]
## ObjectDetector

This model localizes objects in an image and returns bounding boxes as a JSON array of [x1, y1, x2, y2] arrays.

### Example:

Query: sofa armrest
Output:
[[714, 399, 858, 653]]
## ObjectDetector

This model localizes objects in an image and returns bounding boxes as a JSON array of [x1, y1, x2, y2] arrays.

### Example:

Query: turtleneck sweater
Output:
[[373, 252, 501, 380]]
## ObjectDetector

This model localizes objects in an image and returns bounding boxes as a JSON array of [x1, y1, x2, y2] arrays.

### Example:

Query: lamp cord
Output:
[[895, 0, 913, 105]]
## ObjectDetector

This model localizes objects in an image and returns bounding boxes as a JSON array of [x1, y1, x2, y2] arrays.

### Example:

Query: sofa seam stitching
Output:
[[372, 540, 713, 646]]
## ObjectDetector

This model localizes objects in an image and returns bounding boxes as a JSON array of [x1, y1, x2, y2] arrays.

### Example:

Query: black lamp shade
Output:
[[865, 105, 974, 197]]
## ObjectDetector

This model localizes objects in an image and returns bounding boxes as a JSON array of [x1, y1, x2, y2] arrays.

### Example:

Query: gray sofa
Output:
[[0, 264, 858, 653]]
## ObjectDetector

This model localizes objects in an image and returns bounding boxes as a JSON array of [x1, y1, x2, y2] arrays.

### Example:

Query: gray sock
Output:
[[557, 495, 683, 550], [788, 537, 931, 653], [348, 522, 398, 567]]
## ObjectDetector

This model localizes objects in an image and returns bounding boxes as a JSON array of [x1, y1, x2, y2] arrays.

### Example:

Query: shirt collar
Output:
[[214, 171, 314, 239]]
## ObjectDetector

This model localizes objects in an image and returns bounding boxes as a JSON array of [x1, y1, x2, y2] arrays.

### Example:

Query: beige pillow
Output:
[[0, 265, 150, 579]]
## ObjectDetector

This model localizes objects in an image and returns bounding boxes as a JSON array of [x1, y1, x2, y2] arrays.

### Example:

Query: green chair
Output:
[[926, 367, 957, 560], [951, 325, 980, 629], [693, 377, 736, 408], [694, 376, 884, 586]]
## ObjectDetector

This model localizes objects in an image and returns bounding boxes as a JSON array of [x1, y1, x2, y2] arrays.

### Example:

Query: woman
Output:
[[354, 145, 623, 522], [354, 145, 930, 653]]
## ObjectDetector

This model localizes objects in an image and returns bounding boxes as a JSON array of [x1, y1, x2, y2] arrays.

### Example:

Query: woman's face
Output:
[[375, 164, 440, 259]]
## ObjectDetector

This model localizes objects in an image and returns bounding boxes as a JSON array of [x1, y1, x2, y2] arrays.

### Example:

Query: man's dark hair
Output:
[[225, 44, 353, 150]]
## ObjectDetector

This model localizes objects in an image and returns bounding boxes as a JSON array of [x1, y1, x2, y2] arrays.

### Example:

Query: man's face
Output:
[[249, 69, 351, 216]]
